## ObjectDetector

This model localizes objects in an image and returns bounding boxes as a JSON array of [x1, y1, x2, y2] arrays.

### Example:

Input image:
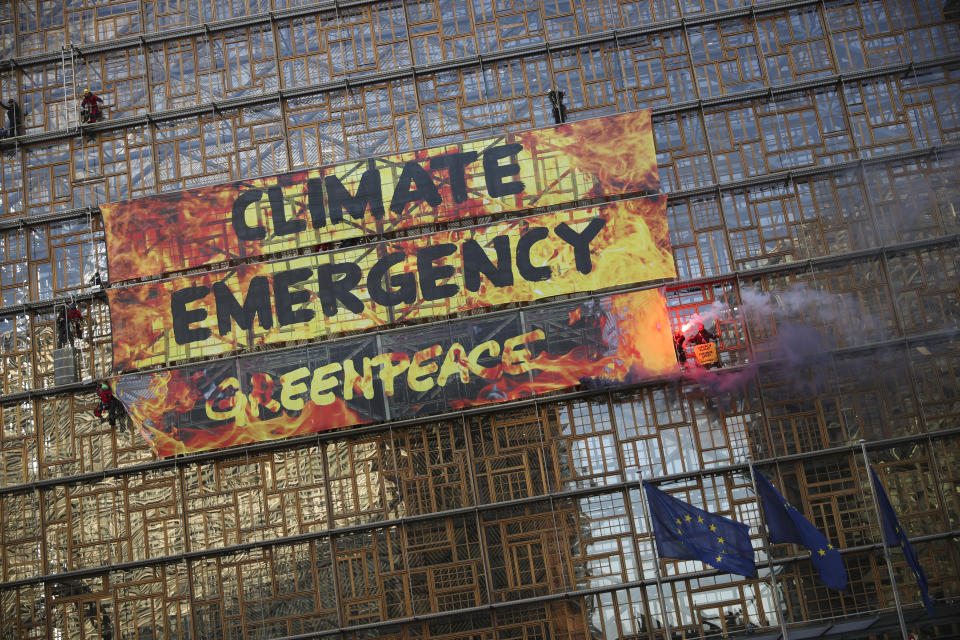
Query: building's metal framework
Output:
[[0, 0, 958, 638]]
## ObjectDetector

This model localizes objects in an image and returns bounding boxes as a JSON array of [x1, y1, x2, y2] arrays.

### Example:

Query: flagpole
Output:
[[860, 440, 909, 640], [747, 462, 791, 640], [638, 479, 675, 640]]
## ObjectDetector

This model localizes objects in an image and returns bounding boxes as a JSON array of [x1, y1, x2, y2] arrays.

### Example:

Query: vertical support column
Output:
[[461, 413, 497, 609], [859, 440, 909, 640], [268, 12, 294, 173], [176, 459, 203, 640], [611, 390, 667, 638], [678, 17, 737, 280], [611, 29, 629, 114], [399, 0, 426, 155], [637, 479, 676, 640], [747, 462, 793, 637], [319, 438, 346, 631]]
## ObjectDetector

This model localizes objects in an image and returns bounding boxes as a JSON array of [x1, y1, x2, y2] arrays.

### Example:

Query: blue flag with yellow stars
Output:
[[870, 467, 936, 616], [643, 482, 755, 578], [754, 470, 847, 590]]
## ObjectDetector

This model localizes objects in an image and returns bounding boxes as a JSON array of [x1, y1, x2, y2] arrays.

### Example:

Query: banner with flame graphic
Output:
[[108, 195, 673, 372], [113, 289, 675, 457], [100, 111, 658, 283]]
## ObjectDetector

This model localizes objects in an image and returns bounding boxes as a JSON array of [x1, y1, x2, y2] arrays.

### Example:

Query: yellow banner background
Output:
[[109, 195, 673, 371], [101, 111, 657, 283]]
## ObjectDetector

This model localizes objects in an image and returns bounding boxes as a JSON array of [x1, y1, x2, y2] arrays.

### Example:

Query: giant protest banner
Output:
[[113, 289, 675, 457], [100, 111, 658, 283], [109, 194, 673, 371]]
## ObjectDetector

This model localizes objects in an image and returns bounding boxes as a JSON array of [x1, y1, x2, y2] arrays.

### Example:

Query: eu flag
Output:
[[870, 467, 936, 616], [754, 470, 847, 590], [643, 482, 755, 578]]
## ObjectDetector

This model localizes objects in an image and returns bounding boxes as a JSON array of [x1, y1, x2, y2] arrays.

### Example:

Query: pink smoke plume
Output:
[[667, 283, 855, 396]]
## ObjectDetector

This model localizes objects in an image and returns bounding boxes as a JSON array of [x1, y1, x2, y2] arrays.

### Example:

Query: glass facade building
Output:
[[0, 1, 958, 638]]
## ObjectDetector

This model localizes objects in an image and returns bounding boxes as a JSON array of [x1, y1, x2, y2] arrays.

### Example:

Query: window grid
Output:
[[0, 2, 958, 638]]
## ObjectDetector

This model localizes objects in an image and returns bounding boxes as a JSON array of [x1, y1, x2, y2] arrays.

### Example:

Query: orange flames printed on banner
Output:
[[122, 367, 366, 457], [450, 289, 675, 408], [116, 289, 673, 458], [109, 195, 673, 371], [100, 111, 658, 283], [515, 111, 657, 199], [100, 177, 302, 285]]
